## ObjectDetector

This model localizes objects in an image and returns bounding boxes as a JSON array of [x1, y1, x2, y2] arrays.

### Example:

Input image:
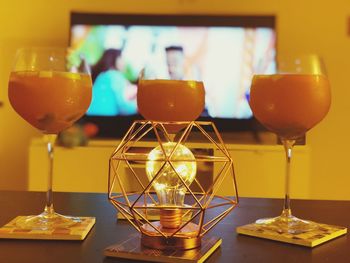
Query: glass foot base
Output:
[[255, 214, 319, 235], [15, 211, 81, 231]]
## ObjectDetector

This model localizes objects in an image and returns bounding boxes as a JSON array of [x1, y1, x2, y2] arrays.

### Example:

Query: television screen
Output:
[[69, 13, 276, 137]]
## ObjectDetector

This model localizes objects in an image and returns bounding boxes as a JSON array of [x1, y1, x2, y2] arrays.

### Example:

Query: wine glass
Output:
[[137, 61, 205, 138], [8, 47, 92, 230], [249, 54, 331, 234], [137, 78, 205, 134]]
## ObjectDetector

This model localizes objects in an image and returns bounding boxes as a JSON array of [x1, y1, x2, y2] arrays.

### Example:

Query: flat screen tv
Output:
[[69, 12, 276, 138]]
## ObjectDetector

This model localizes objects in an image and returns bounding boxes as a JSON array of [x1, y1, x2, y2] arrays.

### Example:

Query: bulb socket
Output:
[[141, 220, 201, 250], [160, 208, 182, 229]]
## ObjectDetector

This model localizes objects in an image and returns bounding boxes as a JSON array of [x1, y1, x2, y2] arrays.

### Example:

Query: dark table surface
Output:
[[0, 191, 349, 263]]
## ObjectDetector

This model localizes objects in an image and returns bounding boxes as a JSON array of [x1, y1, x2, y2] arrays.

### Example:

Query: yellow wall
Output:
[[1, 1, 349, 199]]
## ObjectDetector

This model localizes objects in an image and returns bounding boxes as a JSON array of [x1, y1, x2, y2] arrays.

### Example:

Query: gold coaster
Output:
[[104, 234, 221, 263], [0, 216, 95, 240], [237, 222, 347, 247]]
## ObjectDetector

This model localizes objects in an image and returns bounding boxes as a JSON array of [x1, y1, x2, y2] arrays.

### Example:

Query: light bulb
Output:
[[146, 142, 196, 228]]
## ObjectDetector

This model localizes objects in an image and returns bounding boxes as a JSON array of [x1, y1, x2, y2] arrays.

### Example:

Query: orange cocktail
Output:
[[8, 71, 92, 134], [249, 74, 331, 139], [137, 79, 205, 122]]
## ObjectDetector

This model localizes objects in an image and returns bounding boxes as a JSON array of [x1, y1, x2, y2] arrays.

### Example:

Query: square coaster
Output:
[[236, 222, 347, 247], [104, 234, 221, 263], [0, 216, 95, 240]]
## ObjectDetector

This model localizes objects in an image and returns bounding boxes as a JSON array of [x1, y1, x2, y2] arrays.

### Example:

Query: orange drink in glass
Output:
[[137, 79, 205, 133], [247, 55, 331, 234], [137, 79, 205, 122], [250, 74, 331, 140], [9, 71, 91, 134], [7, 47, 92, 230]]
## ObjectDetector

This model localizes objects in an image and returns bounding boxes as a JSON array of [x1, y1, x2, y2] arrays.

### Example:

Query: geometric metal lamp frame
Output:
[[108, 120, 238, 249]]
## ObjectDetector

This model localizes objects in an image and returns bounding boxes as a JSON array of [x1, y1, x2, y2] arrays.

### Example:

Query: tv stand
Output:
[[28, 136, 311, 198]]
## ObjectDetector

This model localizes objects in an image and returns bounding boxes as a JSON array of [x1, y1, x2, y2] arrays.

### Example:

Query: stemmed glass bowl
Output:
[[8, 47, 92, 230], [137, 78, 205, 134], [249, 54, 331, 233]]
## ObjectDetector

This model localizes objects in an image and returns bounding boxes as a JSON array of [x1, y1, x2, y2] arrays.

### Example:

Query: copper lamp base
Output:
[[141, 221, 201, 250]]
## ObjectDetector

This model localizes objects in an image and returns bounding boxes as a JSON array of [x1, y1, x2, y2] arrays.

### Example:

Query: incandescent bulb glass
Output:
[[146, 142, 196, 208]]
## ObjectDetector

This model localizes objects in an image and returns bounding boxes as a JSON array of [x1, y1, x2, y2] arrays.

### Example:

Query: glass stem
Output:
[[281, 139, 296, 218], [43, 134, 57, 216]]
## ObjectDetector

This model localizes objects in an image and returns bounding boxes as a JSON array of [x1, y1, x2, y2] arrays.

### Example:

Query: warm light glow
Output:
[[146, 142, 196, 206]]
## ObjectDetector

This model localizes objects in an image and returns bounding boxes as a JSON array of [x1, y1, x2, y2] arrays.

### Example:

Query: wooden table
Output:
[[0, 191, 349, 263]]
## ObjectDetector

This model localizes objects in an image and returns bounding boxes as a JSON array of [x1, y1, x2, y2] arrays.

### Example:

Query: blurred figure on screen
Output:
[[165, 45, 201, 81], [165, 46, 185, 80], [87, 48, 137, 116]]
